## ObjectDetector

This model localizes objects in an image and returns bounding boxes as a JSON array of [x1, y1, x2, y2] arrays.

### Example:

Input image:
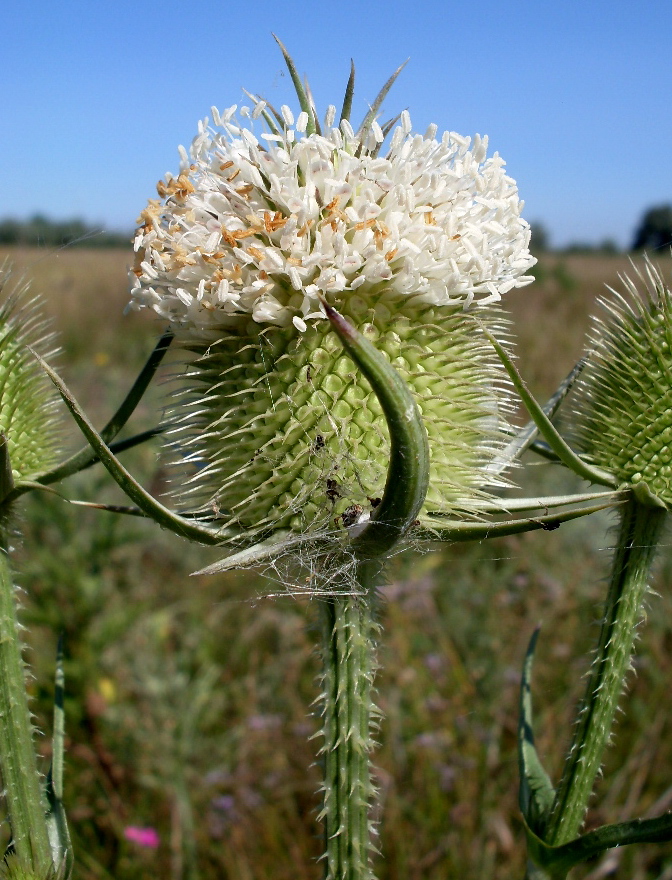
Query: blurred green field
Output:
[[3, 246, 672, 879]]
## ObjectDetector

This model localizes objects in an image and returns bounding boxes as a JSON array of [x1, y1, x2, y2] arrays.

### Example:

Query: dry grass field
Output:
[[2, 246, 672, 879]]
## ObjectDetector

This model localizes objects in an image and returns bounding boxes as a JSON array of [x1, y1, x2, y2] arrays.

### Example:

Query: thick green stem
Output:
[[318, 560, 381, 880], [0, 527, 53, 873], [314, 304, 428, 877], [546, 495, 667, 846]]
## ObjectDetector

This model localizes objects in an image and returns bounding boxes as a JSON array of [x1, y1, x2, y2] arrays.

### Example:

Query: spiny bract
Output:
[[573, 259, 672, 508]]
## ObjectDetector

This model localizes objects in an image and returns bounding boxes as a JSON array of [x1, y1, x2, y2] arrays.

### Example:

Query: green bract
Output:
[[573, 260, 672, 507]]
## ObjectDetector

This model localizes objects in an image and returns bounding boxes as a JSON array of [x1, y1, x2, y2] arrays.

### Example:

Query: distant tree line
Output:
[[631, 205, 672, 251], [3, 204, 671, 254], [531, 203, 672, 255], [0, 214, 132, 248]]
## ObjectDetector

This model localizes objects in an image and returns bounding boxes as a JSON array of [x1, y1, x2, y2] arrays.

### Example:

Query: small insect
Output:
[[306, 363, 313, 383], [326, 479, 341, 503], [313, 434, 325, 452], [337, 504, 364, 529], [533, 507, 560, 531]]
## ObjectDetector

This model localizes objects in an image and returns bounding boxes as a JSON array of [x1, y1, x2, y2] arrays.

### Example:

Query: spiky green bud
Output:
[[0, 267, 62, 484], [572, 260, 672, 507], [168, 292, 512, 542]]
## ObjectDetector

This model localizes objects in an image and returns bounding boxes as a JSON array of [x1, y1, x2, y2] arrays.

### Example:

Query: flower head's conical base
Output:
[[573, 260, 672, 507], [167, 291, 511, 543]]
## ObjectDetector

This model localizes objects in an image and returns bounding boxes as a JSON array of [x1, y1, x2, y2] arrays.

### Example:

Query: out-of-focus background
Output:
[[4, 1, 672, 877]]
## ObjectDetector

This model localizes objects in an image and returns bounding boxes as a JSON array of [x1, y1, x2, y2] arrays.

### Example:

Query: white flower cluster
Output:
[[129, 103, 535, 336]]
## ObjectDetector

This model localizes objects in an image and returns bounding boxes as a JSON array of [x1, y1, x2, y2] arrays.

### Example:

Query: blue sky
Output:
[[4, 0, 671, 248]]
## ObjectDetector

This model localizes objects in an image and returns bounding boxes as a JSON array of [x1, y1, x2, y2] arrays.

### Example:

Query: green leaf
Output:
[[524, 811, 672, 878], [302, 77, 321, 136], [190, 530, 303, 575], [66, 501, 148, 516], [490, 358, 586, 476], [436, 489, 623, 515], [415, 496, 623, 542], [324, 303, 430, 559], [45, 637, 72, 879], [36, 353, 237, 547], [193, 494, 624, 572], [518, 628, 556, 836], [527, 440, 561, 463], [355, 60, 408, 143], [30, 330, 173, 488]]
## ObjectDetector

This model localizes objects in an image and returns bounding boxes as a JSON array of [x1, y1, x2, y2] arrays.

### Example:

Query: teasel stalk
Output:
[[39, 40, 625, 878], [547, 498, 665, 846], [548, 263, 672, 843], [0, 264, 178, 879], [494, 260, 672, 879], [124, 41, 539, 879], [309, 303, 427, 879], [0, 271, 63, 878]]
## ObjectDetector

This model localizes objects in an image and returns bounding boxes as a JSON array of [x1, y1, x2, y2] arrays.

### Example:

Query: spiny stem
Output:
[[318, 559, 381, 880], [0, 525, 53, 873], [546, 494, 667, 845]]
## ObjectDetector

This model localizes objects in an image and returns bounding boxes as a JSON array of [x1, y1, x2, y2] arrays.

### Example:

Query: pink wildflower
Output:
[[124, 826, 160, 848]]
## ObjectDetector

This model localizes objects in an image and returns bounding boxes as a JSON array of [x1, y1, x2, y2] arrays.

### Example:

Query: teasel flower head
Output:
[[128, 58, 536, 544], [0, 266, 62, 484], [572, 259, 672, 509]]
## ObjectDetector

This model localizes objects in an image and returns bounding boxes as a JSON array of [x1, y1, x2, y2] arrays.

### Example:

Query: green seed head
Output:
[[167, 291, 513, 542], [573, 260, 672, 507], [0, 267, 62, 481]]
